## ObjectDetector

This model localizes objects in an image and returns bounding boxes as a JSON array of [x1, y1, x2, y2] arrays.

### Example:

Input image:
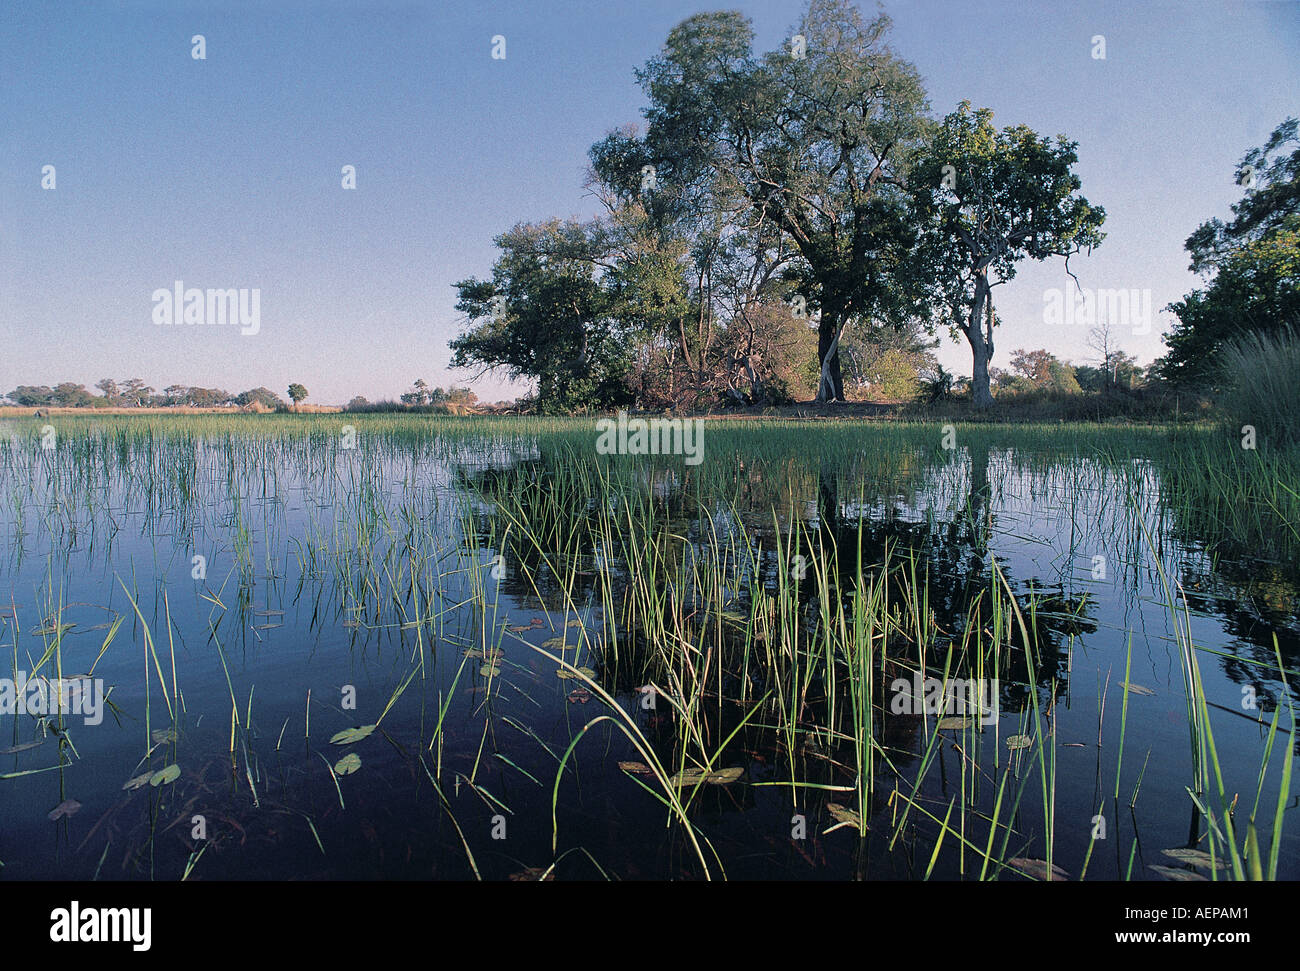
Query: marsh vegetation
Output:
[[0, 414, 1295, 880]]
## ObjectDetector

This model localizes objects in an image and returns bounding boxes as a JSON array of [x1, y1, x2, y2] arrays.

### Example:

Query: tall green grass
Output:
[[1218, 323, 1300, 448]]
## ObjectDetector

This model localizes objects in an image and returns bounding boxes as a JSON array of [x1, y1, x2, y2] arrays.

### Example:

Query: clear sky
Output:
[[2, 0, 1297, 404]]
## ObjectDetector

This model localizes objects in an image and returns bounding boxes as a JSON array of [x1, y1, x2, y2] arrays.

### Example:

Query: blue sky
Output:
[[2, 0, 1296, 404]]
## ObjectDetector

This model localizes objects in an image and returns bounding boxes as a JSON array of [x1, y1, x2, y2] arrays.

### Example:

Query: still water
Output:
[[1, 420, 1295, 880]]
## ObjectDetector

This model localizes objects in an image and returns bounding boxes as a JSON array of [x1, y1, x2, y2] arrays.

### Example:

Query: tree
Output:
[[1184, 117, 1299, 275], [1081, 319, 1143, 391], [451, 219, 634, 414], [622, 2, 933, 401], [7, 386, 56, 407], [185, 387, 230, 408], [118, 378, 154, 408], [1075, 352, 1141, 392], [1085, 318, 1120, 386], [163, 385, 189, 406], [913, 102, 1105, 408], [841, 318, 937, 400], [401, 379, 434, 406], [236, 387, 286, 410], [1008, 348, 1080, 394], [52, 383, 96, 407], [287, 384, 308, 406], [1158, 118, 1300, 387], [95, 379, 120, 404], [445, 387, 477, 407]]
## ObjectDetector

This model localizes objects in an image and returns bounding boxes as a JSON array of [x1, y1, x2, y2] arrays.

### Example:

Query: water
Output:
[[1, 421, 1296, 880]]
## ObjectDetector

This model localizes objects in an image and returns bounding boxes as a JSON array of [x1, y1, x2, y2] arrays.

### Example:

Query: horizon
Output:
[[2, 0, 1297, 405]]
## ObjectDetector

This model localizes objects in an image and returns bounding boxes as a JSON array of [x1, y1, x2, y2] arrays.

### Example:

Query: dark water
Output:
[[1, 424, 1296, 880]]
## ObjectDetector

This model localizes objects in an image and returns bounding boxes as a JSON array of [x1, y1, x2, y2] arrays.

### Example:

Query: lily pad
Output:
[[669, 766, 744, 787], [47, 798, 82, 821], [556, 666, 595, 680], [1160, 848, 1228, 870], [617, 761, 654, 775], [150, 764, 181, 787], [1007, 857, 1068, 881], [1150, 864, 1209, 882], [1119, 681, 1155, 696], [827, 803, 863, 828], [32, 623, 76, 637], [1006, 734, 1033, 750], [936, 716, 973, 730], [542, 637, 567, 650], [480, 664, 501, 677], [565, 619, 584, 628], [122, 773, 153, 791], [151, 728, 178, 744], [329, 725, 376, 746], [334, 753, 362, 776]]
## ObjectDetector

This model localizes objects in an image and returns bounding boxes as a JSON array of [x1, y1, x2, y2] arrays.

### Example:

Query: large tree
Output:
[[52, 383, 96, 407], [95, 378, 120, 404], [7, 386, 56, 407], [912, 102, 1105, 408], [619, 0, 933, 401], [589, 115, 805, 408], [1159, 117, 1300, 387], [451, 219, 634, 414], [236, 387, 286, 409], [119, 378, 154, 408]]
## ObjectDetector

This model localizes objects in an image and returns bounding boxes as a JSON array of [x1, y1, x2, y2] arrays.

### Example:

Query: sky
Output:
[[1, 0, 1297, 405]]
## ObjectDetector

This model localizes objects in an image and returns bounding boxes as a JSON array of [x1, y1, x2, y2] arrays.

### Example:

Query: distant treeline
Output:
[[3, 379, 500, 414], [5, 381, 290, 410]]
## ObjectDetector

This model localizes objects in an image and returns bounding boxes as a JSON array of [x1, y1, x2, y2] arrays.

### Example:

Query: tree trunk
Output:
[[964, 276, 994, 409], [816, 317, 845, 402]]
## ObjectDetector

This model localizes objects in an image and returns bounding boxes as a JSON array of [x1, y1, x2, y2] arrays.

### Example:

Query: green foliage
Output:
[[237, 387, 287, 410], [913, 101, 1105, 406], [287, 383, 309, 404], [1162, 229, 1300, 386], [6, 386, 56, 407], [451, 220, 635, 415], [52, 383, 97, 407], [185, 387, 232, 408], [1160, 118, 1299, 386], [614, 1, 933, 401], [1006, 348, 1081, 395], [842, 319, 936, 400], [918, 363, 954, 404]]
